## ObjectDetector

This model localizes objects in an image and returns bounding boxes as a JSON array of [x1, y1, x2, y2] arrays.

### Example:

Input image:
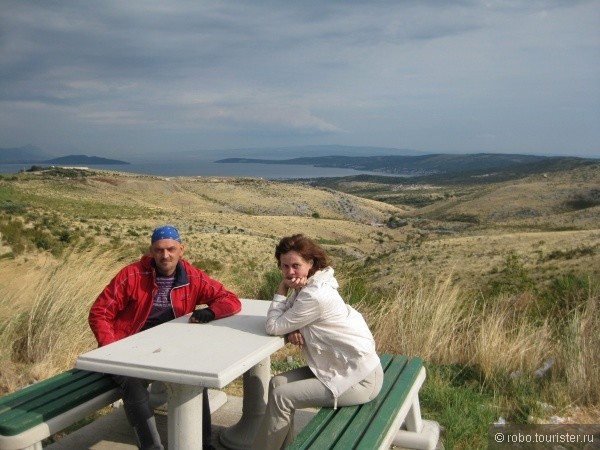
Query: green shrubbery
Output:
[[0, 207, 81, 257], [255, 268, 282, 300], [192, 257, 224, 275], [486, 252, 598, 330], [487, 251, 536, 296]]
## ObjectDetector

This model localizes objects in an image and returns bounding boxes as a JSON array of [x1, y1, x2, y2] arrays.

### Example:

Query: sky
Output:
[[1, 0, 599, 161]]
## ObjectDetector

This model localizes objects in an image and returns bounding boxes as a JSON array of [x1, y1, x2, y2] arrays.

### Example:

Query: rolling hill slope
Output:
[[0, 164, 598, 298]]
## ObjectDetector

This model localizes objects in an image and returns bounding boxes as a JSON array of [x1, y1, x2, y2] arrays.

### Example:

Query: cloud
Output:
[[0, 0, 598, 157]]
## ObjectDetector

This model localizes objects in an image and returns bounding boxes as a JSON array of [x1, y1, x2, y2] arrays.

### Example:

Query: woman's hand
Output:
[[276, 277, 308, 295], [286, 330, 305, 349], [282, 277, 308, 291]]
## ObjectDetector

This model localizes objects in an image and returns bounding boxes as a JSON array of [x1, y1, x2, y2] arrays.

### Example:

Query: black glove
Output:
[[191, 308, 215, 323]]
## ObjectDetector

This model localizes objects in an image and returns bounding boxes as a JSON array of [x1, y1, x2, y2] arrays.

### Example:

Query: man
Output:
[[89, 225, 241, 450]]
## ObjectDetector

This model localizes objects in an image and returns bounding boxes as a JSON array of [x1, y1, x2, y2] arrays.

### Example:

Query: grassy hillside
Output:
[[0, 168, 405, 307], [1, 163, 597, 320], [302, 163, 600, 290], [217, 153, 597, 176], [0, 164, 598, 448]]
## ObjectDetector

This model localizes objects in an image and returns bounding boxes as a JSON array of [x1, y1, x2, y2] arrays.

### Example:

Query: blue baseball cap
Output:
[[151, 225, 181, 243]]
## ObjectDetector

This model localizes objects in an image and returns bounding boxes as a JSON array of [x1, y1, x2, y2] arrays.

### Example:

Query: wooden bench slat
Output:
[[287, 405, 336, 449], [0, 370, 90, 413], [287, 354, 395, 450], [355, 357, 424, 449], [1, 373, 110, 422], [331, 355, 410, 450], [0, 377, 117, 433], [0, 370, 117, 436], [288, 353, 403, 450], [308, 405, 361, 448]]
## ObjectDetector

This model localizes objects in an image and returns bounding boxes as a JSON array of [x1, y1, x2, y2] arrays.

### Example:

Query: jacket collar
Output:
[[172, 260, 189, 287]]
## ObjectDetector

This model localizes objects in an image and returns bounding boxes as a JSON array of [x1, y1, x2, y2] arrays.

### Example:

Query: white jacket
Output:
[[265, 267, 380, 403]]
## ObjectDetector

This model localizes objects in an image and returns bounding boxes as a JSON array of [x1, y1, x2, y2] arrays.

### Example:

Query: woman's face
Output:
[[279, 251, 313, 280]]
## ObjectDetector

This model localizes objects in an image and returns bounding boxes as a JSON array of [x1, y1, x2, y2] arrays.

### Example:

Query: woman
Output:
[[252, 234, 383, 450]]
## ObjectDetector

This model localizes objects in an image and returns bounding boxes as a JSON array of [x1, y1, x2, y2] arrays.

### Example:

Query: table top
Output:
[[76, 299, 285, 388]]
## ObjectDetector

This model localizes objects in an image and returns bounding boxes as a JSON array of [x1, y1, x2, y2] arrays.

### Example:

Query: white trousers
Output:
[[252, 364, 384, 450]]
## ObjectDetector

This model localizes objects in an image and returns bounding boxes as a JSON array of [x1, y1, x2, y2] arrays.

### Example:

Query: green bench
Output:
[[0, 369, 120, 450], [289, 354, 440, 450]]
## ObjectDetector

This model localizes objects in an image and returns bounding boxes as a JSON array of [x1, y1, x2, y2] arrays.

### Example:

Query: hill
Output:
[[0, 164, 598, 443], [291, 162, 599, 286], [0, 168, 404, 297], [182, 145, 425, 161], [0, 163, 597, 296], [217, 153, 597, 177], [0, 147, 129, 165], [43, 155, 129, 165]]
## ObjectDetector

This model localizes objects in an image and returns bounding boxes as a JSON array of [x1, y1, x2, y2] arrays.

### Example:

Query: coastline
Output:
[[0, 161, 401, 180]]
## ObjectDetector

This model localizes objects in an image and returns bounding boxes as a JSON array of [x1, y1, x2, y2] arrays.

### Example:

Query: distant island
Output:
[[216, 154, 598, 176], [43, 155, 129, 165], [0, 146, 130, 165]]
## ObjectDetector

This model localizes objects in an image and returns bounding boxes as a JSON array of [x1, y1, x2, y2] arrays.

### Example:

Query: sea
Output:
[[0, 160, 398, 180]]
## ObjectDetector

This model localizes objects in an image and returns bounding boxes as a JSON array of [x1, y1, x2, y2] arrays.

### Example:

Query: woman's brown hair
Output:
[[275, 234, 330, 277]]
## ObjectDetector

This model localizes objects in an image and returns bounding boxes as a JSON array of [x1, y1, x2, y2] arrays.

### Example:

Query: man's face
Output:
[[150, 239, 184, 276]]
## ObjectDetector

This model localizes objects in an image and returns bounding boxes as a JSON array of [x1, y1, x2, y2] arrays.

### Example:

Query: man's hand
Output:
[[286, 330, 305, 349], [189, 308, 215, 323]]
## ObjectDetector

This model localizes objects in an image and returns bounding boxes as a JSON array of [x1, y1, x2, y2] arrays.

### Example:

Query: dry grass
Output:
[[3, 259, 596, 413], [365, 275, 553, 379], [379, 228, 599, 291], [470, 299, 553, 379], [558, 292, 600, 404], [361, 273, 599, 405], [0, 167, 598, 434], [0, 248, 135, 391], [368, 274, 467, 364]]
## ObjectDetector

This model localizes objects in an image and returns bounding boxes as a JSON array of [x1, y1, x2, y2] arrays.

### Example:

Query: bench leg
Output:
[[394, 420, 440, 450], [393, 394, 440, 450], [20, 444, 42, 450], [404, 396, 424, 433]]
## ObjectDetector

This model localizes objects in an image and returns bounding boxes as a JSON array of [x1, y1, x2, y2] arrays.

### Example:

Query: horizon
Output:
[[2, 144, 599, 165], [1, 2, 599, 159]]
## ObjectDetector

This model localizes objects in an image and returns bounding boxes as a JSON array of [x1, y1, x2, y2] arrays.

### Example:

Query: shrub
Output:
[[193, 258, 224, 275], [386, 215, 408, 229], [564, 189, 600, 210], [543, 245, 596, 261], [339, 276, 380, 305], [255, 268, 282, 300], [0, 200, 28, 215], [58, 230, 72, 243], [487, 252, 536, 297], [538, 273, 598, 329], [0, 218, 27, 255]]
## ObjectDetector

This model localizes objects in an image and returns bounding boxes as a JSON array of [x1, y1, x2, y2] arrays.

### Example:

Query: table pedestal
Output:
[[166, 383, 204, 450], [220, 357, 271, 450]]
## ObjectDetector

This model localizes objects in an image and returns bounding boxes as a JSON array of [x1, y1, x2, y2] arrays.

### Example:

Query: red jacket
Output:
[[89, 255, 241, 347]]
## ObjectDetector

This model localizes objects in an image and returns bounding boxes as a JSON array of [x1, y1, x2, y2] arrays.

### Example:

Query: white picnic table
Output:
[[76, 298, 284, 450]]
